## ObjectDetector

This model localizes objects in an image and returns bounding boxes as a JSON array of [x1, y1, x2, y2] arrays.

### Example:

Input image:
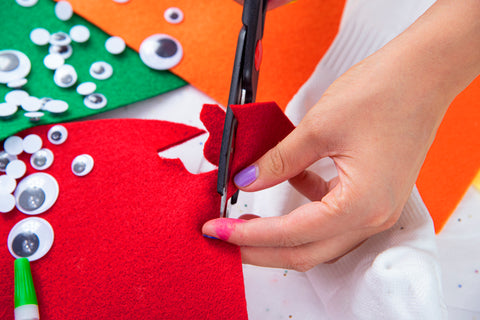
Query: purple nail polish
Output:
[[234, 165, 258, 187]]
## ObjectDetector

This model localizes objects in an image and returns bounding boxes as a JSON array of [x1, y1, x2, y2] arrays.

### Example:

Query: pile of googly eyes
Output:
[[1, 125, 94, 261]]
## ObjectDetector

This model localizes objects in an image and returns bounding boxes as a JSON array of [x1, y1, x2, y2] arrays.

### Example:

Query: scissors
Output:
[[217, 0, 268, 218]]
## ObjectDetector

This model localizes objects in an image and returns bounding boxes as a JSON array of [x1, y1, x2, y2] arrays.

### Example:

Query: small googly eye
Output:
[[139, 34, 183, 70], [43, 99, 69, 114], [4, 136, 24, 156], [0, 174, 16, 194], [105, 36, 126, 55], [48, 125, 68, 145], [69, 25, 90, 43], [54, 64, 77, 88], [84, 93, 107, 109], [44, 53, 65, 70], [0, 50, 31, 84], [0, 102, 18, 119], [23, 134, 42, 154], [7, 78, 28, 89], [30, 28, 50, 46], [15, 0, 38, 7], [72, 154, 94, 176], [8, 217, 54, 261], [164, 7, 184, 24], [14, 173, 59, 215], [24, 111, 44, 122], [6, 160, 27, 180], [49, 32, 71, 46], [0, 151, 17, 172], [76, 82, 96, 96], [30, 149, 54, 171], [89, 61, 113, 80], [55, 1, 73, 21], [49, 44, 73, 59], [0, 193, 16, 213]]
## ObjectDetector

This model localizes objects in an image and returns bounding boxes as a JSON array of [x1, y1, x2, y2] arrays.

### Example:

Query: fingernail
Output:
[[203, 234, 219, 240], [234, 165, 258, 187]]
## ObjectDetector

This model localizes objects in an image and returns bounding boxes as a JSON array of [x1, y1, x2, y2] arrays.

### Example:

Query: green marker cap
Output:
[[14, 258, 38, 308]]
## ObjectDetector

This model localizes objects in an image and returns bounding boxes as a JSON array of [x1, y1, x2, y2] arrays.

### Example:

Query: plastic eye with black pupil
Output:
[[139, 34, 183, 70], [8, 217, 54, 261], [14, 173, 59, 215], [30, 148, 54, 170], [84, 93, 107, 109], [54, 64, 77, 88], [0, 50, 31, 84], [48, 125, 68, 145], [71, 154, 94, 176], [0, 151, 17, 172], [164, 7, 184, 24], [89, 61, 113, 80], [49, 32, 71, 46], [49, 44, 73, 59]]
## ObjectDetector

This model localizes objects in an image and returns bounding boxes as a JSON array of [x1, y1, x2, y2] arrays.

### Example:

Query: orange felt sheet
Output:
[[58, 0, 345, 110], [57, 0, 479, 232], [417, 76, 480, 232]]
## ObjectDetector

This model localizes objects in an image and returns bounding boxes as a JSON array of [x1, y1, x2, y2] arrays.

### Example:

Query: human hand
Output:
[[203, 0, 480, 271]]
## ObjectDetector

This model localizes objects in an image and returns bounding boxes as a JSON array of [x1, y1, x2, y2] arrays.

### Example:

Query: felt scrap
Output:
[[54, 0, 345, 109], [0, 0, 186, 141]]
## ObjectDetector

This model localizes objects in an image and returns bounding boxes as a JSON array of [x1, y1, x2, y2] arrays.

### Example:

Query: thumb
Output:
[[234, 124, 323, 191]]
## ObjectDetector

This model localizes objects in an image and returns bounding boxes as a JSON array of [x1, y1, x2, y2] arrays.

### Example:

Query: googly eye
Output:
[[15, 0, 38, 8], [89, 61, 113, 80], [5, 89, 29, 106], [49, 44, 73, 59], [83, 93, 107, 109], [30, 28, 50, 46], [47, 125, 68, 145], [20, 96, 42, 112], [4, 136, 24, 156], [49, 32, 71, 46], [0, 174, 16, 194], [69, 25, 90, 43], [55, 1, 73, 21], [105, 36, 126, 55], [43, 99, 69, 114], [72, 154, 94, 176], [164, 7, 184, 24], [23, 134, 42, 154], [0, 193, 16, 213], [6, 159, 27, 179], [76, 82, 96, 95], [0, 102, 18, 119], [24, 111, 44, 122], [30, 149, 54, 171], [53, 64, 77, 88], [139, 34, 183, 70], [0, 151, 17, 172], [14, 173, 59, 215], [8, 217, 54, 261], [44, 53, 64, 70], [0, 50, 31, 84], [7, 78, 28, 89]]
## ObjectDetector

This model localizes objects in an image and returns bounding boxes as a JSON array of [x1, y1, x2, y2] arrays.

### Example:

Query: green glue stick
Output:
[[14, 258, 39, 320]]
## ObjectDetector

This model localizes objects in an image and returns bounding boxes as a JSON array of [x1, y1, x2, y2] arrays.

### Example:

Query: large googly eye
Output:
[[8, 217, 54, 261], [48, 125, 68, 145], [0, 151, 17, 172], [14, 173, 59, 215], [164, 7, 184, 24], [54, 64, 77, 88], [0, 50, 31, 84], [89, 61, 113, 80], [30, 149, 54, 171], [49, 44, 73, 60], [83, 93, 107, 109], [139, 34, 183, 70], [72, 154, 94, 176]]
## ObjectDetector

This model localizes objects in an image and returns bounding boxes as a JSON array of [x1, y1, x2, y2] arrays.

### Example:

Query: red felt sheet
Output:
[[0, 102, 294, 319]]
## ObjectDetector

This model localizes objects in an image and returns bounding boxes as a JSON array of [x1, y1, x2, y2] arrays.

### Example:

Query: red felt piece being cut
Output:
[[201, 102, 295, 199], [0, 118, 249, 319]]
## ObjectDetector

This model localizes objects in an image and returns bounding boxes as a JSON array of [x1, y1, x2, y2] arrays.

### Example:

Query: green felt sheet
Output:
[[0, 0, 187, 141]]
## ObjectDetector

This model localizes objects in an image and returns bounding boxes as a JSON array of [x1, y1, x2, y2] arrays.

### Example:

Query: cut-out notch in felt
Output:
[[0, 117, 249, 320], [0, 0, 186, 141]]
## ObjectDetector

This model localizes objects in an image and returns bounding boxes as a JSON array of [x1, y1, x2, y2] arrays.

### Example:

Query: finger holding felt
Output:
[[202, 200, 352, 247], [234, 124, 325, 191]]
